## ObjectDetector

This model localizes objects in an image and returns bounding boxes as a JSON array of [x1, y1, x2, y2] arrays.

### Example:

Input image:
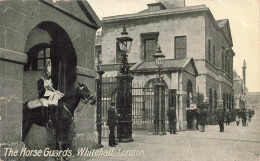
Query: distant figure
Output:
[[199, 106, 207, 132], [194, 109, 201, 130], [248, 110, 252, 122], [167, 107, 177, 134], [241, 108, 247, 127], [216, 109, 225, 132], [236, 115, 240, 126], [107, 102, 118, 147], [226, 110, 231, 126], [246, 114, 249, 126]]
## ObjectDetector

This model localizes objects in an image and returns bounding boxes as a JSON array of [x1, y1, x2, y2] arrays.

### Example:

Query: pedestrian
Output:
[[107, 102, 118, 147], [216, 109, 225, 132], [236, 115, 240, 126], [194, 109, 200, 130], [199, 103, 208, 132], [242, 108, 247, 127], [226, 110, 231, 126], [246, 114, 249, 126], [167, 107, 177, 134], [248, 110, 252, 122]]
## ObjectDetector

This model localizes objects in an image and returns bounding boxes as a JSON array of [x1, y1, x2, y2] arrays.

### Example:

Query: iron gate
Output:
[[101, 77, 155, 131], [101, 77, 170, 131]]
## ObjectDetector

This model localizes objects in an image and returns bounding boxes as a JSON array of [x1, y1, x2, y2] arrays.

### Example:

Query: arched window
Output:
[[24, 43, 51, 71], [209, 88, 213, 110]]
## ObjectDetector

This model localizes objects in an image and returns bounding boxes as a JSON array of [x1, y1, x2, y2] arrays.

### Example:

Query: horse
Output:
[[22, 82, 96, 161]]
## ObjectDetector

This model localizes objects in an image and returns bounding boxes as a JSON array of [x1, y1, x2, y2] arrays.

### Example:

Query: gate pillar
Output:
[[154, 82, 166, 135], [116, 75, 134, 142]]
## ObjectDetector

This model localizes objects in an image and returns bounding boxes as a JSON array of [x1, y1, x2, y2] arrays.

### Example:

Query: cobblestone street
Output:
[[70, 109, 260, 161]]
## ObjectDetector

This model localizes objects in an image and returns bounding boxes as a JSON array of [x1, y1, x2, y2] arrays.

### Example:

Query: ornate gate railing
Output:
[[132, 83, 154, 131], [100, 78, 155, 131]]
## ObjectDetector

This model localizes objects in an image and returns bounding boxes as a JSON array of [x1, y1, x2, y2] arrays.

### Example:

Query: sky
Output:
[[87, 0, 260, 92]]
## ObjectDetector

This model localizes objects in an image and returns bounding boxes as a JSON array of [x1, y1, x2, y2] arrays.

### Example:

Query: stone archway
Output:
[[23, 21, 77, 152]]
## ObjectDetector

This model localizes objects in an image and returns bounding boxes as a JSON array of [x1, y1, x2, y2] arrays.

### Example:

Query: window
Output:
[[141, 32, 159, 61], [228, 59, 230, 75], [95, 50, 102, 66], [213, 45, 215, 65], [208, 39, 211, 62], [222, 51, 224, 70], [144, 39, 157, 61], [209, 88, 213, 110], [225, 54, 228, 72], [25, 46, 50, 71], [116, 42, 121, 63], [214, 90, 217, 110], [175, 36, 187, 59]]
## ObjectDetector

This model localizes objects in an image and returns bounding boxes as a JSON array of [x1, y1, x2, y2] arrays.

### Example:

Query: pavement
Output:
[[34, 109, 260, 161], [69, 109, 260, 161]]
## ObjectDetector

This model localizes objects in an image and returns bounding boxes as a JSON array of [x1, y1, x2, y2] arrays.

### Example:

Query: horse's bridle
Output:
[[79, 86, 93, 104]]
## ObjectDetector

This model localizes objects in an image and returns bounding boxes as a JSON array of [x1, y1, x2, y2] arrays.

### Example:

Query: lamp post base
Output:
[[116, 138, 134, 142], [93, 144, 104, 149], [153, 132, 166, 135]]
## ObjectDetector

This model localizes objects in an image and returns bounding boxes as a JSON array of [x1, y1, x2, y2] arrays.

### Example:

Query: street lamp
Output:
[[116, 25, 133, 75], [153, 45, 166, 135], [153, 45, 165, 82], [116, 26, 134, 142]]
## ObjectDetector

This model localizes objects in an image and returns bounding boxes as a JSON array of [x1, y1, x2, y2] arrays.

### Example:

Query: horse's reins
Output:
[[62, 87, 93, 120]]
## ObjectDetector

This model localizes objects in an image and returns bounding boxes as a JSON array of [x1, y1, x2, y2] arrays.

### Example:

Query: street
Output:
[[71, 109, 260, 161]]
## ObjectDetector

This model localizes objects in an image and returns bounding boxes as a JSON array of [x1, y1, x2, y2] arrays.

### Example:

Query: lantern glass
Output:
[[153, 46, 165, 68], [117, 37, 133, 53]]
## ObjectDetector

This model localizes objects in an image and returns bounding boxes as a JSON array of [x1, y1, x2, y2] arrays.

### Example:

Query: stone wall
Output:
[[0, 1, 99, 159], [102, 12, 205, 64]]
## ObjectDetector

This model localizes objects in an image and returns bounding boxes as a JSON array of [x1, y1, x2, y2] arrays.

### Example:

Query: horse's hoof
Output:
[[54, 157, 60, 161], [60, 157, 70, 161]]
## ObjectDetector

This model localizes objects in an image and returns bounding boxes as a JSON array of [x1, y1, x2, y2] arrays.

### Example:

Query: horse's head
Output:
[[78, 82, 96, 105]]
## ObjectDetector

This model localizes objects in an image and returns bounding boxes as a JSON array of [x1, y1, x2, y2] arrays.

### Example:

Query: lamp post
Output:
[[153, 45, 166, 135], [116, 26, 134, 142], [96, 64, 104, 148]]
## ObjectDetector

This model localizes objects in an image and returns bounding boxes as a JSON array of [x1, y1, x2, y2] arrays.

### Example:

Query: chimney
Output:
[[157, 0, 185, 7], [242, 60, 247, 94]]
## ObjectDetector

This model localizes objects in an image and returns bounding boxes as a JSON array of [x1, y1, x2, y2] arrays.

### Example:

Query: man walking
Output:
[[216, 109, 225, 132], [167, 107, 177, 134], [107, 102, 118, 147], [226, 110, 231, 126]]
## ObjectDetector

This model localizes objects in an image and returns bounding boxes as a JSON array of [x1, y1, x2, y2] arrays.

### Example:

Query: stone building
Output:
[[233, 71, 246, 109], [0, 0, 101, 159], [233, 60, 247, 109], [97, 0, 235, 130]]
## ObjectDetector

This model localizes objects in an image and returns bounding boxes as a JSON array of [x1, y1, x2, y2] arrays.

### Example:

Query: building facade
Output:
[[97, 0, 235, 130], [233, 60, 247, 109], [0, 0, 101, 159], [233, 70, 246, 109]]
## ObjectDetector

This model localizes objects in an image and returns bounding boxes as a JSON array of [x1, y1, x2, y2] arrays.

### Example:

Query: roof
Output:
[[102, 5, 208, 22], [102, 4, 233, 47], [130, 57, 198, 75], [40, 0, 102, 30], [216, 19, 228, 28], [216, 19, 233, 46], [139, 2, 180, 13]]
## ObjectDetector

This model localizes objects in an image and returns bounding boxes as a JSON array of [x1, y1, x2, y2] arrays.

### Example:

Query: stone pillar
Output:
[[0, 49, 27, 161]]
